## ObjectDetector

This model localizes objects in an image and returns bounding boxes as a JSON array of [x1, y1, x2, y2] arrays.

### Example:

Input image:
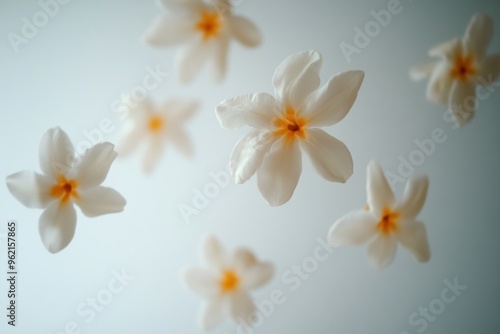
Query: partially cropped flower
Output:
[[144, 0, 262, 83], [182, 236, 273, 330], [410, 12, 500, 126], [116, 97, 198, 173], [5, 127, 126, 253], [328, 161, 430, 269], [216, 50, 364, 206]]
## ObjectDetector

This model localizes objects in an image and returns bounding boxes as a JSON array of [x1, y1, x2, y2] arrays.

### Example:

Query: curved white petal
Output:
[[144, 15, 196, 47], [38, 202, 77, 253], [257, 140, 302, 206], [449, 80, 477, 127], [478, 54, 500, 84], [232, 248, 257, 269], [300, 129, 353, 183], [227, 15, 262, 47], [73, 143, 117, 189], [426, 62, 454, 104], [395, 174, 429, 220], [210, 34, 229, 82], [39, 127, 75, 179], [204, 236, 227, 269], [230, 291, 255, 325], [160, 0, 205, 13], [166, 128, 194, 157], [161, 99, 199, 122], [366, 234, 397, 269], [6, 171, 55, 209], [272, 50, 322, 109], [463, 12, 494, 60], [74, 186, 126, 217], [240, 262, 273, 290], [303, 70, 364, 126], [216, 93, 276, 130], [328, 210, 378, 246], [200, 297, 227, 331], [428, 38, 462, 61], [230, 130, 275, 184], [397, 220, 431, 263], [366, 161, 395, 217], [116, 123, 145, 157], [142, 137, 165, 173], [175, 40, 210, 84], [183, 267, 219, 298], [410, 62, 437, 81]]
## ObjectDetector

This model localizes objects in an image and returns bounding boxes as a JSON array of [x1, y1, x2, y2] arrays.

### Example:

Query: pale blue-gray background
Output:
[[1, 0, 499, 333]]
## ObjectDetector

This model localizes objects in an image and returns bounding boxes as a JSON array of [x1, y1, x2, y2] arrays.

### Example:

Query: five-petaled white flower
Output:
[[5, 127, 126, 253], [216, 50, 364, 206], [116, 97, 199, 173], [182, 236, 273, 330], [145, 0, 262, 83], [328, 161, 430, 269], [410, 12, 500, 126]]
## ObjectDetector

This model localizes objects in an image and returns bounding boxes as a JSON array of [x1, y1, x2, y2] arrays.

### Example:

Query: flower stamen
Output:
[[220, 270, 239, 293], [274, 107, 307, 142], [50, 176, 79, 204], [196, 11, 221, 40], [450, 54, 477, 81], [377, 208, 398, 235], [148, 115, 164, 133]]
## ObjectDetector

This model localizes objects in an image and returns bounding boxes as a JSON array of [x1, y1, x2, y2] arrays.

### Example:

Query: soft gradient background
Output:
[[1, 0, 500, 333]]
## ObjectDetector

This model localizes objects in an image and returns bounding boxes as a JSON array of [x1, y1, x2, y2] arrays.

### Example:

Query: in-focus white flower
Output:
[[328, 161, 430, 269], [5, 127, 126, 253], [116, 97, 199, 173], [216, 50, 364, 206], [182, 236, 273, 330], [145, 0, 262, 83], [410, 12, 500, 126]]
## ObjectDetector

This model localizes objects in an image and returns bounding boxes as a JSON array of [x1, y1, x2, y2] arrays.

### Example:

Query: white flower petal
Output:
[[395, 174, 429, 220], [428, 37, 462, 60], [478, 54, 500, 84], [200, 297, 227, 331], [142, 137, 165, 173], [366, 161, 395, 217], [229, 130, 275, 184], [240, 262, 273, 290], [210, 34, 229, 82], [175, 40, 210, 84], [449, 80, 477, 127], [166, 128, 194, 157], [6, 171, 55, 209], [161, 99, 199, 122], [227, 15, 262, 47], [216, 93, 276, 129], [73, 143, 117, 189], [328, 210, 378, 246], [160, 0, 205, 13], [183, 267, 219, 299], [144, 15, 195, 47], [272, 50, 322, 109], [397, 220, 431, 263], [230, 291, 255, 325], [302, 70, 364, 126], [366, 234, 397, 269], [410, 62, 437, 81], [257, 140, 302, 206], [116, 123, 145, 157], [39, 202, 77, 253], [300, 129, 353, 183], [39, 127, 75, 179], [463, 12, 494, 60], [204, 236, 227, 269], [74, 186, 126, 217], [426, 62, 454, 104]]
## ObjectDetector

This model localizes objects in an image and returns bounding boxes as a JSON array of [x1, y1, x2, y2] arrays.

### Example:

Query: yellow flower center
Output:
[[274, 107, 308, 143], [50, 176, 79, 204], [376, 208, 399, 235], [450, 54, 477, 81], [196, 11, 221, 40], [148, 115, 165, 133], [220, 270, 239, 293]]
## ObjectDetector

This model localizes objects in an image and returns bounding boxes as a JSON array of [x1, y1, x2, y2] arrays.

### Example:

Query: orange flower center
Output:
[[376, 208, 399, 235], [50, 176, 79, 204], [274, 107, 308, 143], [148, 115, 164, 133], [196, 11, 221, 40], [220, 270, 239, 293], [450, 54, 477, 81]]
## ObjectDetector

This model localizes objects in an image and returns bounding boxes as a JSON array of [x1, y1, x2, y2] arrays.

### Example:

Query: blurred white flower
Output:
[[182, 236, 273, 330], [216, 50, 364, 206], [410, 12, 500, 126], [116, 97, 199, 173], [328, 161, 430, 269], [144, 0, 262, 83], [5, 127, 126, 253]]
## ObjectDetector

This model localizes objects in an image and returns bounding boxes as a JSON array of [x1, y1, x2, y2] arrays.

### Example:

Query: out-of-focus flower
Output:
[[216, 50, 364, 206], [410, 12, 500, 126], [182, 236, 273, 330], [145, 0, 262, 83], [328, 161, 430, 269], [6, 127, 126, 253], [116, 97, 198, 173]]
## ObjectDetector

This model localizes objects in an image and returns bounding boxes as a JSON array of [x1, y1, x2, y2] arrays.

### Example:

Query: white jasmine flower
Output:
[[145, 0, 262, 83], [410, 12, 500, 126], [216, 50, 364, 206], [116, 97, 199, 173], [5, 127, 126, 253], [328, 161, 430, 269], [182, 236, 273, 330]]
